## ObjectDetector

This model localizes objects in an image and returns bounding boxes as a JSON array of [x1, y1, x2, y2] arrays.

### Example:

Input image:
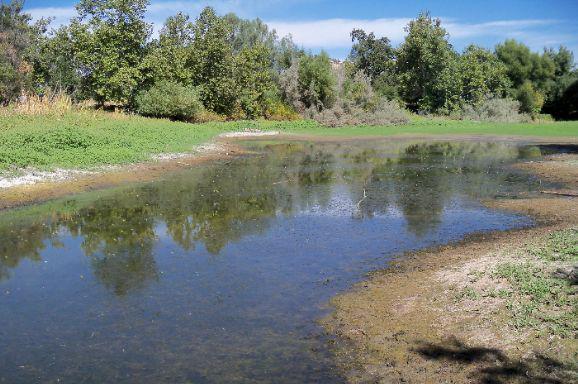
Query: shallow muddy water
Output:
[[0, 140, 553, 383]]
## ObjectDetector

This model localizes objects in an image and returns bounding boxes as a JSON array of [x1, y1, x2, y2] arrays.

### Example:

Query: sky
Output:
[[23, 0, 578, 60]]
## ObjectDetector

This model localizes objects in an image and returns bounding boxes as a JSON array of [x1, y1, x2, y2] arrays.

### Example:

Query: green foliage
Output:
[[139, 12, 195, 87], [224, 13, 277, 53], [0, 0, 36, 103], [32, 26, 82, 98], [297, 52, 337, 110], [1, 112, 578, 172], [530, 229, 578, 262], [396, 12, 461, 113], [2, 2, 577, 122], [134, 81, 204, 121], [490, 229, 577, 336], [235, 44, 276, 118], [494, 39, 565, 116], [495, 39, 536, 89], [517, 80, 544, 117], [189, 7, 237, 115], [70, 0, 151, 104], [459, 45, 510, 106], [349, 29, 396, 83]]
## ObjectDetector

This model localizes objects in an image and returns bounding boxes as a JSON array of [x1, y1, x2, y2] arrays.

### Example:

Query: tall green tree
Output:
[[396, 12, 461, 113], [349, 28, 398, 99], [543, 47, 577, 119], [140, 12, 195, 87], [459, 45, 510, 106], [349, 29, 395, 82], [70, 0, 151, 105], [495, 39, 555, 93], [189, 7, 237, 115], [224, 13, 277, 53], [33, 25, 82, 97], [297, 52, 336, 110], [235, 43, 275, 118]]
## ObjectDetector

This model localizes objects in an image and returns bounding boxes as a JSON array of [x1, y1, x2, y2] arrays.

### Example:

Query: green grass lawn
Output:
[[1, 111, 577, 172]]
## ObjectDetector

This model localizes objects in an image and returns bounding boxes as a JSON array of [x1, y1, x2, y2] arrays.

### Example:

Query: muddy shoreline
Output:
[[0, 141, 252, 210], [321, 155, 577, 383]]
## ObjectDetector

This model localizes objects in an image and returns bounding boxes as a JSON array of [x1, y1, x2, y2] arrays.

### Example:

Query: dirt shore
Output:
[[0, 141, 250, 210], [322, 155, 578, 383]]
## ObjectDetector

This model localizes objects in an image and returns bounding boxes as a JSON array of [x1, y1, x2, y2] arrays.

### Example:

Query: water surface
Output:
[[0, 140, 549, 383]]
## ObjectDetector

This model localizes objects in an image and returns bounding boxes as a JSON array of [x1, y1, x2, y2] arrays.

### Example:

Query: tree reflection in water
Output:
[[0, 141, 541, 295]]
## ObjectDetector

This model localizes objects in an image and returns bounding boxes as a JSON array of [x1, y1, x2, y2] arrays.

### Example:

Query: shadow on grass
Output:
[[413, 337, 574, 384]]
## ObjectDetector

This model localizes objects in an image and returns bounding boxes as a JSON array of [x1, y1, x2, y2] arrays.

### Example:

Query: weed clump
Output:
[[462, 97, 529, 123]]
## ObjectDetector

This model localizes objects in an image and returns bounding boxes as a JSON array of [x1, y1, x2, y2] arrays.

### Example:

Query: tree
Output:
[[349, 28, 398, 99], [32, 25, 82, 98], [140, 12, 195, 87], [396, 12, 461, 113], [189, 7, 237, 115], [0, 0, 35, 103], [297, 52, 336, 110], [459, 45, 510, 107], [545, 46, 574, 77], [224, 13, 277, 54], [517, 80, 544, 117], [235, 43, 275, 118], [70, 0, 151, 105], [349, 29, 395, 82], [495, 39, 534, 89], [495, 39, 555, 93], [542, 47, 577, 119]]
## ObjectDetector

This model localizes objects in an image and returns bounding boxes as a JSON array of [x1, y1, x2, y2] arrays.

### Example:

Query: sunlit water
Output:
[[0, 141, 553, 383]]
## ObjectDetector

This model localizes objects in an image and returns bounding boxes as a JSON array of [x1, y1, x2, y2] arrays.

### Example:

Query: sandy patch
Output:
[[219, 130, 280, 138]]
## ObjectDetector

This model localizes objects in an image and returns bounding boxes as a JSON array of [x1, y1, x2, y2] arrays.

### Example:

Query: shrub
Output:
[[297, 52, 337, 110], [134, 81, 204, 121], [278, 60, 305, 113], [517, 81, 544, 118], [307, 98, 409, 127], [462, 97, 528, 123]]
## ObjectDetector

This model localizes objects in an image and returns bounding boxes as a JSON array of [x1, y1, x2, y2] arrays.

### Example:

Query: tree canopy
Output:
[[0, 0, 576, 121]]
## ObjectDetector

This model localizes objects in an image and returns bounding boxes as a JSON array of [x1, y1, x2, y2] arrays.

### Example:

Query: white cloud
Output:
[[27, 6, 76, 29], [268, 18, 411, 48], [267, 18, 561, 49], [26, 2, 573, 58]]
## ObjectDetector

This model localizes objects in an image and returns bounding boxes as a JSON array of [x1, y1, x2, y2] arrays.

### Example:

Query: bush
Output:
[[297, 52, 337, 110], [462, 97, 528, 123], [517, 81, 544, 118], [307, 98, 409, 127], [135, 81, 204, 121]]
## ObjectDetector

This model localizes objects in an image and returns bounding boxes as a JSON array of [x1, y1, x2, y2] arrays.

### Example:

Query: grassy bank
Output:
[[1, 111, 578, 172]]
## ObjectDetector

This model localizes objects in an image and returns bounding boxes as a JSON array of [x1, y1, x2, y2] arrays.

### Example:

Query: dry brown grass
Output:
[[0, 91, 74, 117]]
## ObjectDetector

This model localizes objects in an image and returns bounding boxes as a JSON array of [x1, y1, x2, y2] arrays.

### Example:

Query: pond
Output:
[[0, 140, 551, 383]]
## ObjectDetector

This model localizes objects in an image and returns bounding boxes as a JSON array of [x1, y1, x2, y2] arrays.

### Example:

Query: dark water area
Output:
[[0, 140, 553, 383]]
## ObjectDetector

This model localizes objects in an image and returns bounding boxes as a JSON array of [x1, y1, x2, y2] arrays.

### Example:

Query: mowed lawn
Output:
[[1, 111, 577, 171]]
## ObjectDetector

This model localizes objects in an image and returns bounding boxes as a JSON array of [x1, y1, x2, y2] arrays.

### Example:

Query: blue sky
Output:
[[24, 0, 578, 60]]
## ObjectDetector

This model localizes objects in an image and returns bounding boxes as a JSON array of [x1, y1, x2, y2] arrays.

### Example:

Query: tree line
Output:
[[1, 0, 576, 122]]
